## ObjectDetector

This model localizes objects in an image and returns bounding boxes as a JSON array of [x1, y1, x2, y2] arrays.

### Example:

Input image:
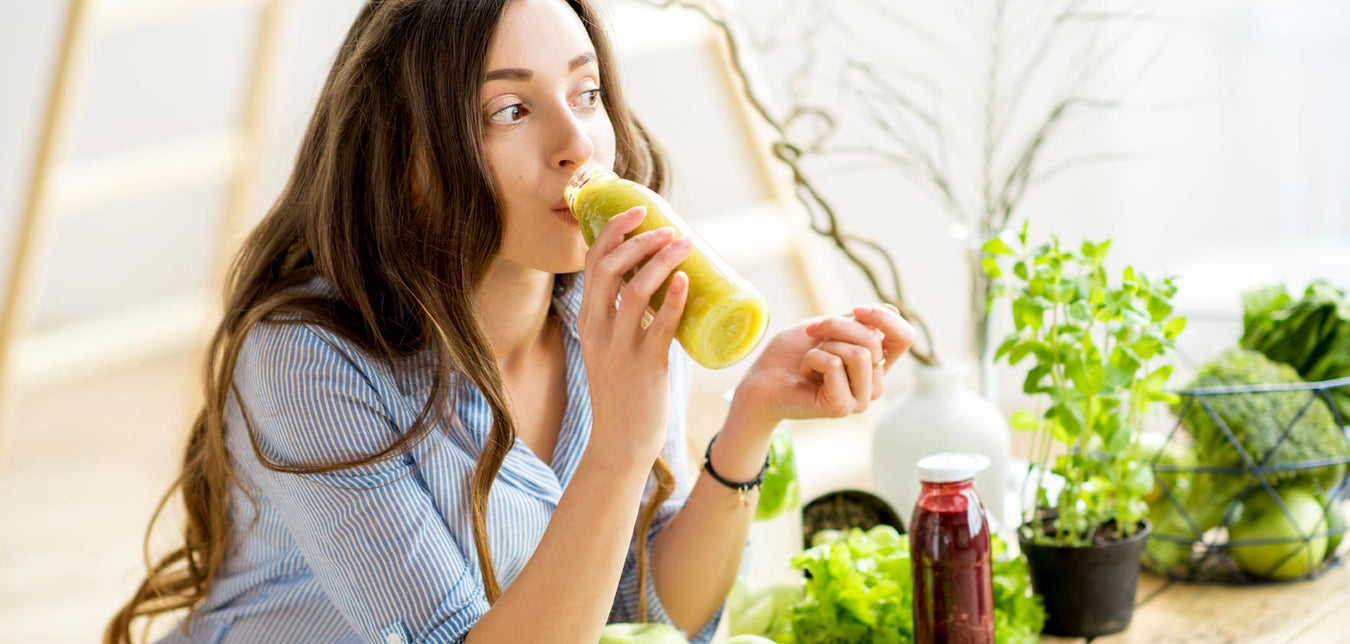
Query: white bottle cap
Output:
[[916, 452, 990, 483]]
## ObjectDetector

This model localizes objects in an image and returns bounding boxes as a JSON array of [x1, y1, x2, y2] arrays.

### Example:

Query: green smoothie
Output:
[[564, 162, 769, 369]]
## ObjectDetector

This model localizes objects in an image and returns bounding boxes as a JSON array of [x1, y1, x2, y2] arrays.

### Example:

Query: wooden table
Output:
[[1041, 563, 1350, 644]]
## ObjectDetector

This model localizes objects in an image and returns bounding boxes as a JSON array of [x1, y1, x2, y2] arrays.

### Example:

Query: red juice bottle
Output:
[[910, 452, 994, 644]]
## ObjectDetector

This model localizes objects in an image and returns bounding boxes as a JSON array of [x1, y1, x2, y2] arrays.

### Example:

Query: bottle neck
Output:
[[916, 477, 980, 515], [563, 162, 616, 211], [913, 363, 971, 393], [920, 478, 975, 491]]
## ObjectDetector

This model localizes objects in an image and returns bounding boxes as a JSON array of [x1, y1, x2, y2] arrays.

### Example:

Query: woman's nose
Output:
[[549, 110, 596, 171]]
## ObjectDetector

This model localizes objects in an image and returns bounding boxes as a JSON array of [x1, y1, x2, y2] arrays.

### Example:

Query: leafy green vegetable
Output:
[[1145, 349, 1349, 574], [789, 525, 913, 644], [1241, 280, 1350, 423], [984, 225, 1184, 546], [991, 535, 1045, 644], [756, 427, 801, 521], [728, 581, 800, 643], [778, 525, 1044, 643]]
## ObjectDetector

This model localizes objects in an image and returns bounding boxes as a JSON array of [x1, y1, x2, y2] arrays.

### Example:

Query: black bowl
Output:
[[801, 489, 905, 550]]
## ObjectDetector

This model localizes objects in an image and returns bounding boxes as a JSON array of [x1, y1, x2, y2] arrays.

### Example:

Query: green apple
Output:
[[865, 523, 904, 546], [1317, 494, 1347, 560], [598, 623, 688, 644], [1229, 487, 1327, 580], [727, 636, 781, 644], [809, 529, 845, 547]]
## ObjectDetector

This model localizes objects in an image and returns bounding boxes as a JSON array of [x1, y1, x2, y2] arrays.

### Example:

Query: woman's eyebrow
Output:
[[483, 52, 596, 83], [568, 52, 595, 71]]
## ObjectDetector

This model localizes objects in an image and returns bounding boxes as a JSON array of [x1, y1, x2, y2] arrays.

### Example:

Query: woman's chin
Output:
[[564, 254, 587, 274], [540, 250, 588, 276], [508, 235, 588, 275]]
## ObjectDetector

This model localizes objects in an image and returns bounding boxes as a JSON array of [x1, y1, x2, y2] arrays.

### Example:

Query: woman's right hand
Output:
[[578, 206, 691, 465]]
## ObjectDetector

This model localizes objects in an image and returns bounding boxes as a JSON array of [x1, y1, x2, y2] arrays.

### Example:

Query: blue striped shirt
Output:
[[157, 275, 726, 644]]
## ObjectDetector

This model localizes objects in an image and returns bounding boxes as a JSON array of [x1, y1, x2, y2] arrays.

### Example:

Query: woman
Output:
[[105, 1, 913, 642]]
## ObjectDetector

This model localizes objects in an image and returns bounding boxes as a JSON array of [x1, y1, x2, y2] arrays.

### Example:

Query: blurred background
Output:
[[1, 0, 1347, 641]]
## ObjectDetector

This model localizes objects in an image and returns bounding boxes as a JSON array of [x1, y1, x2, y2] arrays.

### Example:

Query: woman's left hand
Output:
[[728, 304, 916, 438]]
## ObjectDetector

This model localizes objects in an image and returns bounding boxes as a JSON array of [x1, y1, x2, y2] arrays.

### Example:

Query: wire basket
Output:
[[1142, 375, 1350, 584]]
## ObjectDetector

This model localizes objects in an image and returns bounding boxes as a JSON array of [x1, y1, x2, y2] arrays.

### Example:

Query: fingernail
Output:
[[672, 271, 687, 291], [672, 237, 692, 250], [655, 227, 676, 238], [631, 206, 647, 218], [854, 305, 873, 316], [806, 322, 820, 334]]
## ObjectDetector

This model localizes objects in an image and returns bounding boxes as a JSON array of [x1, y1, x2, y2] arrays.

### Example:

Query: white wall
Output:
[[713, 0, 1350, 405], [0, 0, 369, 331], [2, 0, 1348, 394]]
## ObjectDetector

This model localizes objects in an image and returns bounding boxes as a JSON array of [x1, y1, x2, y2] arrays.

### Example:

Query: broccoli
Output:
[[1145, 349, 1349, 574]]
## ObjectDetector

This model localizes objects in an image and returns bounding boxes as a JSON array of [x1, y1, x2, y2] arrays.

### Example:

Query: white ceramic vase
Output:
[[871, 362, 1013, 529]]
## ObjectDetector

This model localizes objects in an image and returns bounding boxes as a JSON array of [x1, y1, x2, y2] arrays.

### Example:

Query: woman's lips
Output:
[[551, 206, 578, 226]]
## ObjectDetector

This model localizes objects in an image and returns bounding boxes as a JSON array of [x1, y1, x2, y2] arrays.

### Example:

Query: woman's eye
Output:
[[576, 88, 603, 108], [488, 103, 526, 124]]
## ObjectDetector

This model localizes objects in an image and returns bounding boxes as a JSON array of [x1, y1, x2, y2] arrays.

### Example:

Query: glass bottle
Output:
[[910, 452, 995, 644], [564, 162, 769, 369]]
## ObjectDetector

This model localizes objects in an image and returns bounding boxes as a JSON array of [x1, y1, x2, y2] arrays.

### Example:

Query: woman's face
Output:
[[481, 0, 616, 274]]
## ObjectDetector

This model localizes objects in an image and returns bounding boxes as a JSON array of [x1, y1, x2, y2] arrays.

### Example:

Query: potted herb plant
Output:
[[983, 223, 1186, 638]]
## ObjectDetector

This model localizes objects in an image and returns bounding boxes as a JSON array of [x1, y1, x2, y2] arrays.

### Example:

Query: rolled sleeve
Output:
[[230, 321, 488, 643]]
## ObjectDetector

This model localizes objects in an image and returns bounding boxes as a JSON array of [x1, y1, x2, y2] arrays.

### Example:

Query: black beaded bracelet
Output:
[[702, 431, 770, 500]]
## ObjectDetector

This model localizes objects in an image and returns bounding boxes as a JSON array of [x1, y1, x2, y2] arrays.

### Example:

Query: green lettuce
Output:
[[775, 525, 1044, 643], [756, 427, 801, 521], [991, 535, 1045, 644]]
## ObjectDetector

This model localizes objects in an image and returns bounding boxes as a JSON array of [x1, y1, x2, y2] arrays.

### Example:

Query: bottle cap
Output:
[[917, 452, 990, 483]]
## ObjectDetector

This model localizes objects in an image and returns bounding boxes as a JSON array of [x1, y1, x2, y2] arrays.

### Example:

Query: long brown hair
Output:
[[105, 1, 674, 641]]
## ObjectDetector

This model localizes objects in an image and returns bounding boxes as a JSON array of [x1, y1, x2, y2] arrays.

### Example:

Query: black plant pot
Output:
[[1019, 521, 1151, 638], [801, 489, 904, 550]]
